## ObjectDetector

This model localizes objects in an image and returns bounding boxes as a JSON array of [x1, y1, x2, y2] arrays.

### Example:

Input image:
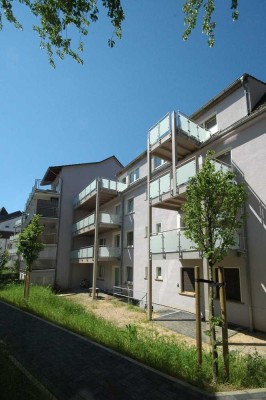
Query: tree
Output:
[[18, 214, 44, 299], [182, 0, 239, 47], [0, 249, 9, 271], [182, 151, 246, 382], [0, 1, 239, 67]]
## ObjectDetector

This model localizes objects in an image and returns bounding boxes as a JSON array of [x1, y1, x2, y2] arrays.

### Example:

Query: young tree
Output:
[[18, 215, 44, 299], [0, 1, 240, 66], [182, 151, 246, 382], [0, 249, 9, 271]]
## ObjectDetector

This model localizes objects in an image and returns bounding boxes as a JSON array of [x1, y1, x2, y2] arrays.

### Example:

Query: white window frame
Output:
[[99, 237, 106, 246], [129, 167, 140, 184], [156, 223, 162, 233], [204, 114, 218, 134], [113, 232, 121, 248], [126, 231, 134, 248], [126, 197, 134, 214], [153, 157, 166, 170]]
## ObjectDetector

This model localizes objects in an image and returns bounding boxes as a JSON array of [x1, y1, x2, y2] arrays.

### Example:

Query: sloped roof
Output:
[[0, 211, 22, 222], [41, 156, 123, 185]]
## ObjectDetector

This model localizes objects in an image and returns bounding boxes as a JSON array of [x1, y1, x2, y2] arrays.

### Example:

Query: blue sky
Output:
[[1, 0, 266, 213]]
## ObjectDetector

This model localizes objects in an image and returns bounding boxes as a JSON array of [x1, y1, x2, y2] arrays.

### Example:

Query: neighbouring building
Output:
[[20, 73, 266, 332], [0, 208, 22, 268]]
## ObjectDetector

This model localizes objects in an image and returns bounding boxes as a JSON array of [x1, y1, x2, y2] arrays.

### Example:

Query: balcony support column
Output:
[[147, 135, 153, 321], [92, 178, 100, 300], [171, 112, 177, 196]]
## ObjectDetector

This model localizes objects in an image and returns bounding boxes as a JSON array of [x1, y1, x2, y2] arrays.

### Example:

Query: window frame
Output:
[[126, 231, 134, 248], [181, 267, 195, 295], [215, 267, 242, 302], [155, 266, 163, 281], [126, 197, 134, 214], [126, 266, 133, 283], [129, 167, 140, 184]]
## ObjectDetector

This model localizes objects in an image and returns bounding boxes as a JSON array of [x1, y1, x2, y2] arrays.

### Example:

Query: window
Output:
[[156, 266, 162, 280], [126, 266, 133, 282], [114, 234, 120, 248], [215, 268, 241, 302], [182, 268, 195, 293], [97, 265, 105, 279], [154, 157, 166, 170], [127, 198, 134, 214], [122, 177, 126, 184], [156, 223, 162, 233], [144, 266, 148, 279], [115, 204, 121, 215], [129, 168, 140, 184], [126, 231, 134, 247], [99, 238, 106, 246], [204, 115, 218, 134]]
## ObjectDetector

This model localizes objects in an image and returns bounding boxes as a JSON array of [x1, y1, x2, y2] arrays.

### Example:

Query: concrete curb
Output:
[[1, 300, 265, 400]]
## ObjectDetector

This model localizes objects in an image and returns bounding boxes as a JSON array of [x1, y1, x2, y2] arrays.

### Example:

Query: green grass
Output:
[[0, 283, 265, 393], [0, 343, 51, 400]]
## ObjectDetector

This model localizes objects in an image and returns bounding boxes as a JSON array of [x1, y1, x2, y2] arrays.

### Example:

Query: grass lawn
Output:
[[0, 283, 265, 393], [0, 343, 51, 400]]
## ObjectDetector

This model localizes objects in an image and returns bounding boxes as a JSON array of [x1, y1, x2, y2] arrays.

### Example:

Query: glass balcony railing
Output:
[[71, 246, 120, 260], [149, 113, 171, 146], [148, 112, 211, 147], [150, 230, 196, 254], [176, 158, 196, 186], [71, 246, 94, 259], [73, 178, 127, 207], [99, 246, 121, 258], [72, 213, 121, 234], [150, 158, 196, 200], [177, 112, 211, 143], [150, 171, 171, 199], [150, 229, 242, 255]]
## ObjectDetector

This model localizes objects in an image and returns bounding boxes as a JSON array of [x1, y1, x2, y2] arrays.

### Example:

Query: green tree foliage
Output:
[[0, 1, 239, 66], [0, 249, 9, 271], [182, 0, 239, 47], [18, 214, 44, 298], [182, 151, 246, 382]]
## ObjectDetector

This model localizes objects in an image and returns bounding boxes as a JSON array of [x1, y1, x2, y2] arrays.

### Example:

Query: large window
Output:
[[126, 231, 134, 247], [181, 268, 195, 293], [129, 168, 140, 184], [99, 238, 106, 246], [127, 198, 134, 214], [215, 268, 241, 302], [154, 157, 166, 170]]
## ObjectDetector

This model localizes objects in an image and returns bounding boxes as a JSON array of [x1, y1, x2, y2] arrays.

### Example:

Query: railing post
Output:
[[92, 178, 100, 300]]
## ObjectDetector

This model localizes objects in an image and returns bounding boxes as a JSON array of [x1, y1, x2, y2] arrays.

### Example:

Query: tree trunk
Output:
[[208, 262, 219, 383], [23, 268, 31, 299]]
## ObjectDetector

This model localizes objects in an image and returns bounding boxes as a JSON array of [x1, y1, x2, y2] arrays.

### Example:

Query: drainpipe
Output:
[[53, 177, 62, 289], [240, 75, 251, 115]]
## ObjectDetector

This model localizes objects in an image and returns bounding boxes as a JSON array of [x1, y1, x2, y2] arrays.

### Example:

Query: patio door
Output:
[[113, 266, 120, 286]]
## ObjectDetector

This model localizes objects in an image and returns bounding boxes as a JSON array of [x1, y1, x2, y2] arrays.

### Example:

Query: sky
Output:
[[1, 0, 266, 213]]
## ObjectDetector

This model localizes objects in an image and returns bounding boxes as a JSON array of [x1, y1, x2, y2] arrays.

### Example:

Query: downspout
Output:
[[240, 75, 251, 115], [120, 194, 125, 287]]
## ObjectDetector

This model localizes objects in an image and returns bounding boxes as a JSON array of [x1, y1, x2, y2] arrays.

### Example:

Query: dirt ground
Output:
[[63, 292, 266, 357]]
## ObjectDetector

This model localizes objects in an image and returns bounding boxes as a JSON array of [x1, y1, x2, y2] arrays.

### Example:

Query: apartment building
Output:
[[21, 73, 266, 332]]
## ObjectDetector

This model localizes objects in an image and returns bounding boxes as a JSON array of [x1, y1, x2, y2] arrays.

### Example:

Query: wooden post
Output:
[[218, 266, 229, 380], [194, 266, 202, 366]]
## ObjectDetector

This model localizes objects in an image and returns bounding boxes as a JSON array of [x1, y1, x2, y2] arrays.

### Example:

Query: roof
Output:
[[0, 207, 8, 216], [41, 156, 124, 185], [190, 73, 266, 120], [0, 211, 22, 222], [253, 92, 266, 112]]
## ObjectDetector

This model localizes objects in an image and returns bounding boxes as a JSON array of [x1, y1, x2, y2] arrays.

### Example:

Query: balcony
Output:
[[148, 112, 211, 161], [71, 245, 121, 263], [150, 229, 244, 259], [38, 245, 57, 260], [25, 179, 60, 212], [150, 158, 231, 210], [150, 158, 196, 209], [73, 178, 127, 211], [72, 212, 121, 236]]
